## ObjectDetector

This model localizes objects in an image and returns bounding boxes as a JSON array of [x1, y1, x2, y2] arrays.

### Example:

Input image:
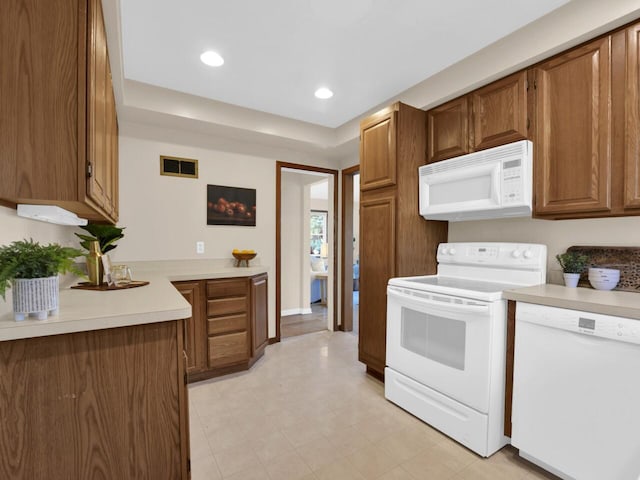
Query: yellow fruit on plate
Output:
[[232, 249, 239, 253], [241, 249, 249, 253]]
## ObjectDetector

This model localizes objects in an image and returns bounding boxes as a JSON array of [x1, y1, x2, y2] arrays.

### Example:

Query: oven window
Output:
[[401, 308, 466, 370]]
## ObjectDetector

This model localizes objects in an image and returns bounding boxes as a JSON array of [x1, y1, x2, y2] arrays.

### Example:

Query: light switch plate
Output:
[[196, 241, 205, 254]]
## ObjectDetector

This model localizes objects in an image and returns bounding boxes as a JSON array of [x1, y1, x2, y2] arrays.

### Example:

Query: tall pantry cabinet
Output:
[[359, 103, 448, 378]]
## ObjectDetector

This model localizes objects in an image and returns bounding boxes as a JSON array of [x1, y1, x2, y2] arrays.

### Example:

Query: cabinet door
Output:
[[251, 274, 269, 357], [208, 332, 250, 368], [0, 0, 80, 202], [174, 281, 207, 374], [359, 193, 396, 375], [427, 97, 470, 163], [471, 71, 528, 151], [534, 37, 612, 216], [87, 0, 111, 213], [104, 59, 119, 220], [360, 108, 397, 190], [625, 23, 640, 209]]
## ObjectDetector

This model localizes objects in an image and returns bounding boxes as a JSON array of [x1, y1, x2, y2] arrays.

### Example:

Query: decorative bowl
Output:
[[232, 251, 257, 267], [588, 267, 620, 279], [589, 278, 619, 291], [232, 252, 257, 261]]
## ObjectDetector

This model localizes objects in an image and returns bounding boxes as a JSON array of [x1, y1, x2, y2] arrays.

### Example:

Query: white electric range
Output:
[[385, 242, 547, 457]]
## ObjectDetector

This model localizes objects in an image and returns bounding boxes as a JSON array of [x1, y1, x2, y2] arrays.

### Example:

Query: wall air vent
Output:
[[160, 156, 199, 179]]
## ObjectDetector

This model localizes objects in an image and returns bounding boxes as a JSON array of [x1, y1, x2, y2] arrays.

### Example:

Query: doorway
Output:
[[276, 162, 338, 341], [341, 165, 360, 333]]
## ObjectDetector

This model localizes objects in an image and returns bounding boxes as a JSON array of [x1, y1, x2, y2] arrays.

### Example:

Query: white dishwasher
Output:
[[512, 302, 640, 480]]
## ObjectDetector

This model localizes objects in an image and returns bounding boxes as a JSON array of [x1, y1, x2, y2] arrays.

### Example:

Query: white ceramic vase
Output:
[[12, 275, 59, 321], [563, 273, 580, 288]]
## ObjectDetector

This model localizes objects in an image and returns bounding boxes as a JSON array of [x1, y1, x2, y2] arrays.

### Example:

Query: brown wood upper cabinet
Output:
[[471, 72, 528, 151], [360, 106, 397, 190], [532, 21, 640, 219], [427, 96, 471, 163], [427, 71, 528, 164], [625, 23, 640, 210], [533, 36, 612, 217], [0, 0, 118, 223]]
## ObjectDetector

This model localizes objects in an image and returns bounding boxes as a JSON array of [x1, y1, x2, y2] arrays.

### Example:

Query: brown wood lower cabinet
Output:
[[174, 273, 269, 383], [0, 320, 190, 479], [251, 273, 269, 359]]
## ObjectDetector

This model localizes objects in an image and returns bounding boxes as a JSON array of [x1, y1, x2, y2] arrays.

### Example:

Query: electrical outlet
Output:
[[196, 241, 205, 254]]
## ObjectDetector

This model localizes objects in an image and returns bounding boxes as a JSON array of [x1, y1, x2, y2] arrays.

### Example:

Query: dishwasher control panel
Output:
[[516, 302, 640, 345]]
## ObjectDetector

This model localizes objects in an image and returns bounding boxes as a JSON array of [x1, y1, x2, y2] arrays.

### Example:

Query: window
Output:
[[310, 210, 328, 255]]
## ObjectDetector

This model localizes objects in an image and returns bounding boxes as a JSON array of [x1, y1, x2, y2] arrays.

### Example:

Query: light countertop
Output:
[[127, 259, 268, 281], [0, 259, 268, 341], [503, 284, 640, 320]]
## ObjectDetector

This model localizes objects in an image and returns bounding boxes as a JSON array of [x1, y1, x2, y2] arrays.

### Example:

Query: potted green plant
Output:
[[75, 224, 125, 285], [556, 252, 589, 288], [0, 239, 83, 321], [75, 224, 125, 255]]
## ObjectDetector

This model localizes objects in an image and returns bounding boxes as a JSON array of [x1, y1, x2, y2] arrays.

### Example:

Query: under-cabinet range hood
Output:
[[17, 205, 88, 226]]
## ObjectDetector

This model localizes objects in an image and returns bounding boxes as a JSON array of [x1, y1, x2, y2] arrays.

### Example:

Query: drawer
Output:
[[207, 314, 247, 335], [207, 296, 247, 317], [208, 332, 249, 367], [207, 279, 247, 298]]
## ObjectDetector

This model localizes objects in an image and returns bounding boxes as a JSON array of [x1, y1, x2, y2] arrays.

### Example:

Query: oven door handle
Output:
[[387, 286, 490, 314]]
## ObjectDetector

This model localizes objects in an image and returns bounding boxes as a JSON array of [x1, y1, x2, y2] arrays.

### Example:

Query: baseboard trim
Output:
[[281, 307, 312, 316], [268, 337, 280, 345]]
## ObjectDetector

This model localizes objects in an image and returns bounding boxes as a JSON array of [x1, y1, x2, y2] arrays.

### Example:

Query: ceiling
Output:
[[120, 0, 569, 129]]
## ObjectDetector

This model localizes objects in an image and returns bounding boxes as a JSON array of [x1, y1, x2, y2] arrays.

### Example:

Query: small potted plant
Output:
[[75, 224, 125, 285], [556, 252, 589, 288], [0, 239, 83, 321], [75, 224, 125, 255]]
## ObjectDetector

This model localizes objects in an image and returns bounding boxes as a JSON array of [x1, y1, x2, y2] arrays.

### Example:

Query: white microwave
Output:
[[419, 140, 533, 222]]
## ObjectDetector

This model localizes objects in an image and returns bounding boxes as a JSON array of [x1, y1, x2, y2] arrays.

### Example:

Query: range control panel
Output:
[[437, 242, 547, 269]]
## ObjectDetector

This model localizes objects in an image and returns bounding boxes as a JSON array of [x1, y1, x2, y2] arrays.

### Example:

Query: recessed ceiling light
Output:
[[315, 87, 334, 99], [200, 50, 224, 67]]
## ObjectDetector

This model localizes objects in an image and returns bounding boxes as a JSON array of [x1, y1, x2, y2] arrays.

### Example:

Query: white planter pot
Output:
[[12, 276, 59, 321], [563, 273, 581, 288]]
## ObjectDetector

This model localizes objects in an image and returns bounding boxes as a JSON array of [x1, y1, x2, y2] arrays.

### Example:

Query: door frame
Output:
[[340, 164, 359, 332], [275, 161, 339, 342]]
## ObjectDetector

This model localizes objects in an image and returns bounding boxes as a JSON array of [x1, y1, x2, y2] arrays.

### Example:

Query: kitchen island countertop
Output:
[[503, 283, 640, 320], [0, 259, 268, 341]]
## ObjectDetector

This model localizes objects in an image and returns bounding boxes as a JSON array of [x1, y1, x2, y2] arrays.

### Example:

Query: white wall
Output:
[[117, 132, 278, 336], [280, 172, 308, 314], [0, 206, 78, 248], [448, 216, 640, 284], [310, 198, 328, 212]]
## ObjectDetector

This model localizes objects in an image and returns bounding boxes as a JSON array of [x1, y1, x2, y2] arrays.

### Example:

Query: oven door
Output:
[[386, 285, 494, 413]]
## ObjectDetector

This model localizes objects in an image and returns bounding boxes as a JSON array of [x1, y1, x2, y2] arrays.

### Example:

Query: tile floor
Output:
[[188, 331, 557, 480]]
